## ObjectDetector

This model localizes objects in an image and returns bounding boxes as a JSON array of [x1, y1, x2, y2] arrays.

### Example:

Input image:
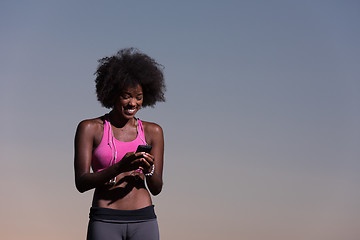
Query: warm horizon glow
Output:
[[1, 1, 359, 239]]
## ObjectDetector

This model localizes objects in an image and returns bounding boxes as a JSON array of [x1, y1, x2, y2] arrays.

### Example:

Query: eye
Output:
[[136, 93, 143, 101], [121, 94, 130, 99]]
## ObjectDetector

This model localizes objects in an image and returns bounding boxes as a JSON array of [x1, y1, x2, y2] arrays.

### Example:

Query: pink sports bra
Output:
[[92, 115, 148, 172]]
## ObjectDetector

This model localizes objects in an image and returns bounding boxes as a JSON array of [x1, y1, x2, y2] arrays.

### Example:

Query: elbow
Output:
[[75, 178, 89, 193], [152, 190, 162, 196], [150, 182, 163, 196], [75, 183, 87, 193], [150, 188, 162, 196], [76, 186, 87, 193]]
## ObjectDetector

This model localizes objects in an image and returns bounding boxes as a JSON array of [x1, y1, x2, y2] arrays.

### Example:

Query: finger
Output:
[[143, 153, 154, 159], [142, 157, 153, 167], [142, 153, 154, 164], [138, 158, 151, 170], [138, 162, 152, 174], [132, 152, 145, 159]]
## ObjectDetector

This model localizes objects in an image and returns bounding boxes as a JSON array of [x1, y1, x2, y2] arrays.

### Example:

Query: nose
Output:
[[129, 97, 136, 106]]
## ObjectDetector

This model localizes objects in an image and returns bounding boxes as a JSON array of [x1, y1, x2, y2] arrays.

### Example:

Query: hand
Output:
[[137, 153, 155, 174], [116, 152, 154, 173], [116, 152, 143, 172]]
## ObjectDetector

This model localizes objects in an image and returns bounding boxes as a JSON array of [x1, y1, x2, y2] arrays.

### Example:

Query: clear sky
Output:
[[1, 1, 359, 239]]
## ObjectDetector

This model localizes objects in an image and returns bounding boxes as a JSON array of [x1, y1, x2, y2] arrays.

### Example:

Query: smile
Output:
[[124, 108, 137, 114]]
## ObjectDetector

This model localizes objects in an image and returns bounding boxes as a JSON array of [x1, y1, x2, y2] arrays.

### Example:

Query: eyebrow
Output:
[[123, 91, 143, 96]]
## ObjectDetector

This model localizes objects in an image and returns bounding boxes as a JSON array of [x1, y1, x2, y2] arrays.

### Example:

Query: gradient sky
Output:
[[1, 1, 360, 239]]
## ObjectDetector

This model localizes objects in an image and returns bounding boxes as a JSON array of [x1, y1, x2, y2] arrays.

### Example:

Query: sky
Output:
[[1, 0, 360, 239]]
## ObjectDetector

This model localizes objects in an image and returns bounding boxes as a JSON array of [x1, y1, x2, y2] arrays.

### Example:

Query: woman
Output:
[[74, 48, 166, 240]]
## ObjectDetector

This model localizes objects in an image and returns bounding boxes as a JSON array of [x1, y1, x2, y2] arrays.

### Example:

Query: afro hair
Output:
[[95, 48, 166, 108]]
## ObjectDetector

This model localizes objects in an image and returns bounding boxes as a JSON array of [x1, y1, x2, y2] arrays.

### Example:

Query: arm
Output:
[[74, 119, 144, 193], [143, 123, 164, 196]]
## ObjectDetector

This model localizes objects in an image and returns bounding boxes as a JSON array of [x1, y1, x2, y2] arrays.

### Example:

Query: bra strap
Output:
[[137, 119, 148, 145]]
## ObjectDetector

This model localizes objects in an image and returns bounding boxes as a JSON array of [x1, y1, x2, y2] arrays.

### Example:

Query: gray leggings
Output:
[[87, 219, 159, 240]]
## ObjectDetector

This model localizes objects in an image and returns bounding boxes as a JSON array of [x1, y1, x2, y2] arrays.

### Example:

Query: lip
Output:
[[124, 107, 137, 115]]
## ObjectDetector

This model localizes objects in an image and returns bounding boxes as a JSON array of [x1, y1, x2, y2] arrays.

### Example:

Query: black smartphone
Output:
[[136, 145, 152, 153]]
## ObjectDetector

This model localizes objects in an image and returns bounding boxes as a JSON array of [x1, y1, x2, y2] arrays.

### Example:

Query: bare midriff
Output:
[[92, 172, 152, 210]]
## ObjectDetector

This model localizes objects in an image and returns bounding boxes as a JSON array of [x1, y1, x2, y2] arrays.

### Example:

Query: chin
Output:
[[122, 110, 139, 119]]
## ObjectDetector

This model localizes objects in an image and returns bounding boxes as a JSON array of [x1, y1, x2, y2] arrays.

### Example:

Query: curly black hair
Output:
[[95, 48, 166, 108]]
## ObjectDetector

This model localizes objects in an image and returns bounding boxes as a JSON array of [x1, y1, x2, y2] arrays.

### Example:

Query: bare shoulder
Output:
[[142, 120, 164, 140], [142, 120, 163, 133], [76, 117, 104, 136]]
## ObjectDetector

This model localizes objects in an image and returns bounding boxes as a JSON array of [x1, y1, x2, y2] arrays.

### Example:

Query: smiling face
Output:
[[113, 84, 144, 120]]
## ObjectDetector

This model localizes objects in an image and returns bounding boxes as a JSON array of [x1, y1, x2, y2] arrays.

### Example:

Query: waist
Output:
[[92, 184, 152, 210], [89, 205, 157, 223]]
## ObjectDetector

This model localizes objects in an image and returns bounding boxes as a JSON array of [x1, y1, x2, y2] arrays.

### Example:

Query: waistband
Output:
[[89, 205, 157, 223]]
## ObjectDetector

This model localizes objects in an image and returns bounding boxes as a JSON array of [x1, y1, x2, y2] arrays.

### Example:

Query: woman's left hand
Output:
[[138, 153, 155, 174]]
